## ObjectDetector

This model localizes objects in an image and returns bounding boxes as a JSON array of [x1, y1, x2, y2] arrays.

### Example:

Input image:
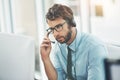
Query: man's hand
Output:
[[40, 32, 52, 61]]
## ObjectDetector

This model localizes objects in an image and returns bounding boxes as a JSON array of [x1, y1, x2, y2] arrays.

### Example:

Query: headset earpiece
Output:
[[65, 18, 76, 27], [71, 19, 76, 27]]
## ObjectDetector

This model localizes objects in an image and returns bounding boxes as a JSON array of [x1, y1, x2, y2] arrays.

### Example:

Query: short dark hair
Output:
[[46, 4, 76, 27]]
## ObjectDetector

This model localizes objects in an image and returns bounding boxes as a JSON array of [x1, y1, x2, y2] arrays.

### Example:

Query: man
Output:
[[40, 4, 107, 80]]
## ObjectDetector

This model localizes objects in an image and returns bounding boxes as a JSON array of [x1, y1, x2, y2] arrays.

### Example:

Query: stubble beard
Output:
[[57, 29, 72, 44]]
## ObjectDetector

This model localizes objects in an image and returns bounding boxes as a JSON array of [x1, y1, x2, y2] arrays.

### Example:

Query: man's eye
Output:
[[56, 25, 62, 29]]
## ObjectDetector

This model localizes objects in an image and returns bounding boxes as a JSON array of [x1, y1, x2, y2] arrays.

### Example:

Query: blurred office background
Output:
[[0, 0, 120, 80]]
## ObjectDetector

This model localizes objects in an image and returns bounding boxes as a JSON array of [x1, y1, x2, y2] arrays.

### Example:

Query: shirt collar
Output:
[[58, 29, 82, 52], [68, 29, 77, 51], [68, 29, 81, 52]]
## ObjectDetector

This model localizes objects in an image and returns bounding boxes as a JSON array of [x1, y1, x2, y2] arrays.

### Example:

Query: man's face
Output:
[[47, 18, 72, 44]]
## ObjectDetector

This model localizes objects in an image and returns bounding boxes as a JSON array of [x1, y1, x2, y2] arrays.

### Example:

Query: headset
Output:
[[65, 17, 76, 27]]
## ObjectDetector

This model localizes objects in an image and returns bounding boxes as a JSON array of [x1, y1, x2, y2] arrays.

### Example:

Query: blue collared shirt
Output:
[[51, 29, 108, 80]]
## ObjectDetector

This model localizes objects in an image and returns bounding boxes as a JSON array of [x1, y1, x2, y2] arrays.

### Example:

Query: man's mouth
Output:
[[56, 37, 64, 42]]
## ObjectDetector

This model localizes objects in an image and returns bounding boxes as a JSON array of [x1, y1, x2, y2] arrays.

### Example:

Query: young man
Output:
[[40, 4, 107, 80]]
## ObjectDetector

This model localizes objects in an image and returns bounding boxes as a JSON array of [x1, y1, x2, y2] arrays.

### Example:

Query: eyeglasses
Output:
[[46, 22, 66, 34]]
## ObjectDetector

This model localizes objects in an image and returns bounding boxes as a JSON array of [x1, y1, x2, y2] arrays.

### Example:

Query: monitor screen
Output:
[[0, 33, 35, 80], [104, 59, 120, 80]]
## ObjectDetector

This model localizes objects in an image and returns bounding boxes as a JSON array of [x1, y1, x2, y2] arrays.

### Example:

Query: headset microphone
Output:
[[51, 41, 55, 44], [47, 32, 55, 44]]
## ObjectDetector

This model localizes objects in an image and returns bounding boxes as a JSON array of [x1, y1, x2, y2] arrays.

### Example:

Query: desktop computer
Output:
[[0, 33, 35, 80], [104, 58, 120, 80]]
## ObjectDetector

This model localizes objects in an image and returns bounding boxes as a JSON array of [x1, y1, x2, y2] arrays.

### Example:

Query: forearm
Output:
[[42, 58, 57, 80]]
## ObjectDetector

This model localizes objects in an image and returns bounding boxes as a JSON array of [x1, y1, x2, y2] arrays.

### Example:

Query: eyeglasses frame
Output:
[[46, 22, 66, 34]]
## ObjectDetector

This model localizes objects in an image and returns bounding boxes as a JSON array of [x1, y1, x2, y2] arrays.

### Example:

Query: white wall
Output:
[[90, 0, 120, 45], [11, 0, 38, 40]]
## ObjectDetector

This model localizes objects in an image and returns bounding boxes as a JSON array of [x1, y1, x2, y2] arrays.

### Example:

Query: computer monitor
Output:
[[0, 33, 35, 80], [104, 58, 120, 80]]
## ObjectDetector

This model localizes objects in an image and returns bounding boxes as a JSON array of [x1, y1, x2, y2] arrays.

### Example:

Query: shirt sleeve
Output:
[[50, 44, 66, 80], [55, 68, 66, 80], [87, 45, 107, 80]]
